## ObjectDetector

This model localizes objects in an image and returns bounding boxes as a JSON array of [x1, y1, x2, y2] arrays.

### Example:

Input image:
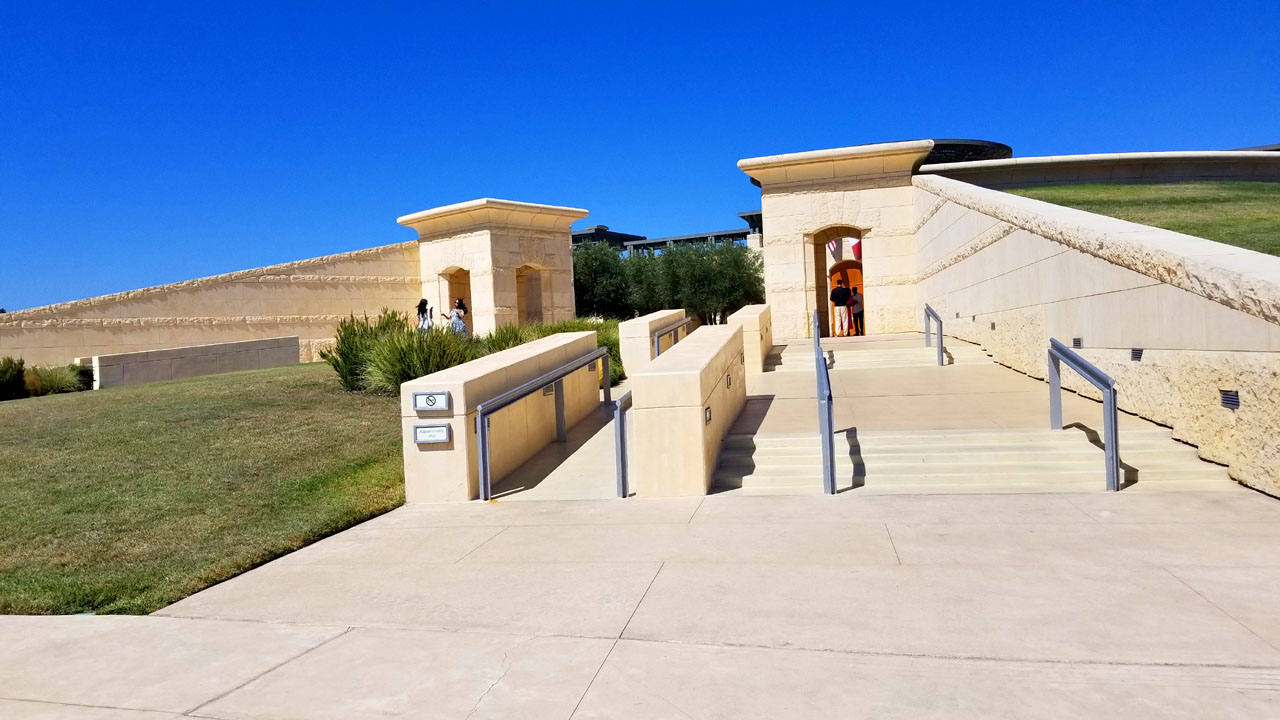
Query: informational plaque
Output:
[[412, 391, 451, 411], [413, 424, 451, 444]]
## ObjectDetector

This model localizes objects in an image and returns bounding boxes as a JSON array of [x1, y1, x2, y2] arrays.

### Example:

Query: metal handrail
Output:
[[475, 347, 612, 500], [652, 316, 695, 358], [812, 310, 836, 495], [610, 390, 633, 498], [1048, 338, 1121, 491], [923, 304, 944, 366]]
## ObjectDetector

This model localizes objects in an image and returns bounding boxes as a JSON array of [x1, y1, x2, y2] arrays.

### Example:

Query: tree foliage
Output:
[[573, 241, 765, 323]]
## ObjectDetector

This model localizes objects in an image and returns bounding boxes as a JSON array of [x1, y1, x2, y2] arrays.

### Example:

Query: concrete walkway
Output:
[[4, 333, 1278, 717], [5, 491, 1280, 717]]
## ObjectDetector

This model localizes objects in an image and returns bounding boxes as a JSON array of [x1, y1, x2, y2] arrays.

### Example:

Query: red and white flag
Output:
[[849, 236, 862, 260]]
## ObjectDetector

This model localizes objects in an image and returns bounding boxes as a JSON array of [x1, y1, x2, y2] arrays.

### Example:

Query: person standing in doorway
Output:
[[448, 298, 468, 336], [850, 286, 864, 337], [830, 279, 851, 337]]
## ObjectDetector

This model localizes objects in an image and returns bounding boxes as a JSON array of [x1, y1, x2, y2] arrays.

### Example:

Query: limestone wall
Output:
[[726, 304, 772, 375], [618, 309, 688, 376], [0, 242, 421, 365], [629, 325, 747, 497], [913, 173, 1280, 493], [400, 331, 602, 502]]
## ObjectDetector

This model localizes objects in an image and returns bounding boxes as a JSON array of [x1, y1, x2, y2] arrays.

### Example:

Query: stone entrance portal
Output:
[[737, 140, 935, 340], [398, 199, 587, 335]]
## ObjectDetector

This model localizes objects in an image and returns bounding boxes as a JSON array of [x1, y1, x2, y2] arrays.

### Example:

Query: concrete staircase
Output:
[[764, 343, 991, 372], [714, 428, 1232, 495]]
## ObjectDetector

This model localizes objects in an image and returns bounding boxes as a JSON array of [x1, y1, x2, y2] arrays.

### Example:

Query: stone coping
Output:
[[920, 150, 1280, 173], [399, 331, 597, 417], [737, 140, 936, 187], [0, 241, 418, 321], [618, 309, 687, 339], [630, 325, 743, 410], [913, 174, 1280, 326], [396, 198, 589, 239], [727, 304, 769, 331]]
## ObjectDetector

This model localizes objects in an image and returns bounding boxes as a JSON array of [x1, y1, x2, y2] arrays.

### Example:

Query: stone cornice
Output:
[[913, 174, 1280, 326], [1, 242, 419, 321], [738, 140, 935, 188], [397, 198, 589, 240]]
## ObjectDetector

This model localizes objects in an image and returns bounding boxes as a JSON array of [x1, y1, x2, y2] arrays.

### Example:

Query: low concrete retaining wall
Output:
[[920, 151, 1280, 190], [629, 325, 746, 496], [913, 173, 1280, 494], [619, 309, 689, 375], [76, 336, 299, 389], [400, 331, 602, 502], [727, 304, 773, 375]]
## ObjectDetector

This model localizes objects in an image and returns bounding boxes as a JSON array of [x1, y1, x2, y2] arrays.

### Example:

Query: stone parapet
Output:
[[629, 325, 746, 497], [400, 331, 601, 503], [726, 304, 772, 376], [618, 309, 688, 375]]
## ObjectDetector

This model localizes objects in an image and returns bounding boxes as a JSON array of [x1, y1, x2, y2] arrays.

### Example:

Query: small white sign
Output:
[[414, 424, 451, 444], [413, 391, 451, 412]]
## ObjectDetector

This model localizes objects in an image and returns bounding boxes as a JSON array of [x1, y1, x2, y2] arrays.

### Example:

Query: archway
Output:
[[439, 267, 472, 334], [515, 265, 544, 325], [808, 226, 865, 337]]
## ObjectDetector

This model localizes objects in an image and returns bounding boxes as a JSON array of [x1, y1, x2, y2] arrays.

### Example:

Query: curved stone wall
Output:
[[0, 242, 422, 365], [920, 151, 1280, 189], [912, 174, 1280, 494]]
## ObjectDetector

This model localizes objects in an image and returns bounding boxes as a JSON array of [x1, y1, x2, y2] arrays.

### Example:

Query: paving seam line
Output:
[[180, 625, 354, 716]]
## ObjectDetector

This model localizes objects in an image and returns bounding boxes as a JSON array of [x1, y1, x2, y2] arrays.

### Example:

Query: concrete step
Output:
[[717, 466, 1229, 489], [722, 429, 1176, 450]]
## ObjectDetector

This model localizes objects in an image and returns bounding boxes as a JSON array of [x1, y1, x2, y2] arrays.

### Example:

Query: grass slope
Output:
[[0, 363, 404, 614], [1009, 181, 1280, 257]]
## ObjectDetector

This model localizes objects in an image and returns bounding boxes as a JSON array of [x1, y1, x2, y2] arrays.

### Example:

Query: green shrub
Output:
[[477, 323, 537, 354], [25, 364, 86, 396], [70, 363, 94, 390], [320, 310, 409, 391], [0, 356, 26, 401], [529, 318, 624, 385], [362, 324, 482, 395]]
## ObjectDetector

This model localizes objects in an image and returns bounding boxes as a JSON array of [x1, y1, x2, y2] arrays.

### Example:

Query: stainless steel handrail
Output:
[[652, 317, 695, 358], [1048, 338, 1121, 491], [475, 347, 612, 501], [923, 304, 944, 366], [610, 390, 633, 498], [813, 310, 836, 495]]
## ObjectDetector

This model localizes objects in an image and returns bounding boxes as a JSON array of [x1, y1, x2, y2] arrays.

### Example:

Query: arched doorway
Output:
[[439, 267, 472, 334], [808, 226, 865, 337], [515, 265, 544, 325], [829, 260, 864, 336]]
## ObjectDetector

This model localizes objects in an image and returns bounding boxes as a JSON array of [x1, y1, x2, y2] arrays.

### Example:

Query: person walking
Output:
[[850, 286, 865, 337], [830, 279, 852, 337], [448, 298, 468, 336], [415, 298, 433, 331]]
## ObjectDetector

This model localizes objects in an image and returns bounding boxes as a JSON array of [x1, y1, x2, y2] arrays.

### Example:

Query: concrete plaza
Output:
[[4, 335, 1279, 717], [4, 490, 1280, 717]]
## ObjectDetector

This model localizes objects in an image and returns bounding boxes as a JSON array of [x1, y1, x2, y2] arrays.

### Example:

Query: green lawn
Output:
[[1008, 181, 1280, 257], [0, 363, 404, 614]]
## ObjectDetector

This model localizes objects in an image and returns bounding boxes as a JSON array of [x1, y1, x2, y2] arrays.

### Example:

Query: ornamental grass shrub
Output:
[[0, 357, 26, 401], [24, 364, 86, 396], [361, 324, 483, 395], [320, 310, 409, 391]]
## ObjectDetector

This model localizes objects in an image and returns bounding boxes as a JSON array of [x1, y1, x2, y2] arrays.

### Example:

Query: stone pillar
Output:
[[397, 199, 589, 335], [738, 140, 936, 340]]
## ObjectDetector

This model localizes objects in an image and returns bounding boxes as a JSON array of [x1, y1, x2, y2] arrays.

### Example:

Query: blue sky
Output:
[[2, 1, 1277, 310]]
